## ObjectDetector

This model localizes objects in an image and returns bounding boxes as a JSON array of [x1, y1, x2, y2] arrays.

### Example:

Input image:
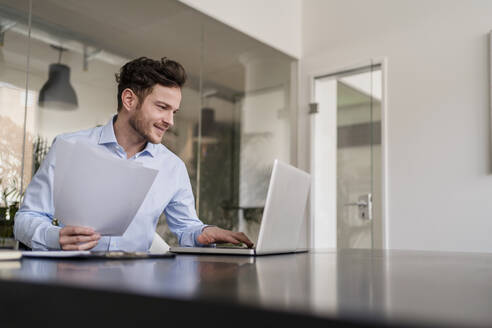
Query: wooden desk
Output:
[[0, 249, 490, 327]]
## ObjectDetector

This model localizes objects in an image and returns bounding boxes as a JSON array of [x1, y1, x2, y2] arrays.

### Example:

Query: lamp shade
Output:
[[193, 107, 218, 144], [201, 107, 216, 137], [38, 63, 78, 110]]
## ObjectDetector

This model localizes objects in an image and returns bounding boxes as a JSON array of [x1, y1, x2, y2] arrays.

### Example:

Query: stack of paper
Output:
[[0, 250, 22, 261], [54, 139, 158, 236], [22, 251, 90, 258]]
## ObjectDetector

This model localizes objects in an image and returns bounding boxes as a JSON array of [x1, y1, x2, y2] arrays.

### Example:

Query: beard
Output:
[[129, 110, 161, 144]]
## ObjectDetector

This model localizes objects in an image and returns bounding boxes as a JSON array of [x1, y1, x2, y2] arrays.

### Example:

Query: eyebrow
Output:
[[155, 101, 171, 107], [155, 101, 179, 111]]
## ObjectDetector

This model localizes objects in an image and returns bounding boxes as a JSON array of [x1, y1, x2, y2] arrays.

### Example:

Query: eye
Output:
[[157, 105, 168, 111]]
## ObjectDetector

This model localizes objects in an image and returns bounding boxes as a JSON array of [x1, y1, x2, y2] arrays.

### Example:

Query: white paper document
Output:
[[22, 251, 91, 258], [53, 139, 158, 235]]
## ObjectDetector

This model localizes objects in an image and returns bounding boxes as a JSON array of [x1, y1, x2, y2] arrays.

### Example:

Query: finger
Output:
[[77, 240, 99, 250], [60, 234, 100, 246], [223, 235, 241, 245], [62, 240, 99, 251], [234, 232, 254, 248], [60, 226, 95, 236], [203, 234, 216, 244], [197, 234, 211, 245]]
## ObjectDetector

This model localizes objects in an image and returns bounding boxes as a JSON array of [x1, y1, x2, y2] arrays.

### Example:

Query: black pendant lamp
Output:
[[193, 107, 218, 145], [38, 45, 78, 110]]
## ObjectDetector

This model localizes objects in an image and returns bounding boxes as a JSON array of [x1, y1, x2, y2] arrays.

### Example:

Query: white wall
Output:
[[178, 0, 302, 59], [311, 78, 337, 249], [301, 0, 492, 253]]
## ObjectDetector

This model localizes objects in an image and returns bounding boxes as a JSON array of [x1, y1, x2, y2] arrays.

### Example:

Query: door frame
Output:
[[308, 57, 389, 250]]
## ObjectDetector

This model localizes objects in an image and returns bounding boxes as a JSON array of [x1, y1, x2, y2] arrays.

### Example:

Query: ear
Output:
[[121, 88, 138, 112]]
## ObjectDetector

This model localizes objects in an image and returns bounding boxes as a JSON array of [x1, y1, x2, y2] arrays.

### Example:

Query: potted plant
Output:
[[0, 178, 21, 248], [0, 178, 11, 221]]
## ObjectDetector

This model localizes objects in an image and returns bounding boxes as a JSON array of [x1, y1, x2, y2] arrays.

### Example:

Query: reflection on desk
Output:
[[0, 250, 491, 327]]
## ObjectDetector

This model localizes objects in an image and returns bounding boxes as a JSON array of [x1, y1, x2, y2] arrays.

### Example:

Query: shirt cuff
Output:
[[45, 225, 62, 250]]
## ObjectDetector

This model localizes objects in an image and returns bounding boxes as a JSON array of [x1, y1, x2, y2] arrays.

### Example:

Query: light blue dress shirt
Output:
[[14, 116, 207, 251]]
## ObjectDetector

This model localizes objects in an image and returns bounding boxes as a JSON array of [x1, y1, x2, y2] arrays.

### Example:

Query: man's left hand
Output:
[[197, 226, 254, 248]]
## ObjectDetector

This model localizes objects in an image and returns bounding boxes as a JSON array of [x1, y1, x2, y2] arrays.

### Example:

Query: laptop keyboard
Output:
[[215, 243, 252, 249]]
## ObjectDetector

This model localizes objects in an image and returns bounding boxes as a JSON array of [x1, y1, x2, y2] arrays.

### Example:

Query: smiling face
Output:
[[128, 84, 181, 144]]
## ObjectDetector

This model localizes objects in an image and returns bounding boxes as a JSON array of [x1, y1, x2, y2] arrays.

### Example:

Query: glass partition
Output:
[[0, 0, 31, 247], [0, 0, 297, 247]]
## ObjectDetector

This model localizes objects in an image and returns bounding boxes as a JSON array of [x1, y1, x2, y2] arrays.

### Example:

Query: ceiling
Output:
[[0, 0, 293, 97]]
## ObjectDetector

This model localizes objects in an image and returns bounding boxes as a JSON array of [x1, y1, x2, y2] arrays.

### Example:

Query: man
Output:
[[14, 57, 253, 251]]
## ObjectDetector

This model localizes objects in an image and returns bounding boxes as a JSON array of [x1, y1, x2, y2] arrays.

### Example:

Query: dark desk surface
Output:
[[0, 249, 491, 326]]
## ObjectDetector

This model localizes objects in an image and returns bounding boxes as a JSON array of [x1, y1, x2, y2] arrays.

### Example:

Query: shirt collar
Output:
[[98, 115, 118, 145], [141, 140, 157, 157], [98, 115, 157, 158]]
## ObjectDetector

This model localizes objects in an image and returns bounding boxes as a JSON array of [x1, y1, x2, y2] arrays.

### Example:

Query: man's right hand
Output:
[[59, 226, 100, 250]]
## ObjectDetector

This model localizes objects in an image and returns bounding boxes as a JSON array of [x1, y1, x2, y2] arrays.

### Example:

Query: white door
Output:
[[311, 64, 385, 249]]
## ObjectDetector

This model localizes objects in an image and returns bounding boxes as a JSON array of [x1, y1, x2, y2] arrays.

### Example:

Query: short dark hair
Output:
[[115, 57, 187, 112]]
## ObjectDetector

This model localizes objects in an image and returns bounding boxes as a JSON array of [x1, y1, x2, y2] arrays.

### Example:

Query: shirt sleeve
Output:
[[163, 162, 208, 247], [14, 138, 61, 250]]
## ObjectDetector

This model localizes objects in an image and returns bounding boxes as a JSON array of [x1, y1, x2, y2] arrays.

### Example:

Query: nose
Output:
[[163, 111, 174, 128]]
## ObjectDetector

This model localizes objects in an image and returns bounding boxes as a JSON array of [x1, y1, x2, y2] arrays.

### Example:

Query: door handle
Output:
[[344, 201, 368, 207], [343, 194, 372, 220]]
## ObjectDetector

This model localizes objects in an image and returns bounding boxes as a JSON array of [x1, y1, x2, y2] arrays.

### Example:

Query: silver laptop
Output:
[[170, 159, 311, 256]]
